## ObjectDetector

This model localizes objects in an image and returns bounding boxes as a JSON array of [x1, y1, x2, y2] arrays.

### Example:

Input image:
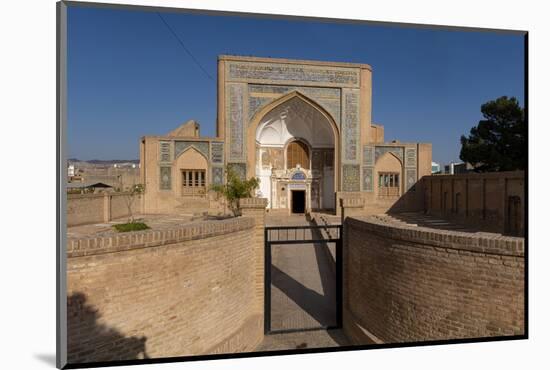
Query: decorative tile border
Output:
[[226, 83, 246, 161], [342, 89, 360, 163], [227, 61, 360, 88]]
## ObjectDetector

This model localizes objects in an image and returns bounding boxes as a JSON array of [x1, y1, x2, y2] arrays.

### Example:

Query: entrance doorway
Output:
[[291, 190, 306, 213]]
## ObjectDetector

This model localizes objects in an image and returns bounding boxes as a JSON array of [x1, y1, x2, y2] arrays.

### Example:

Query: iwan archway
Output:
[[253, 92, 339, 212]]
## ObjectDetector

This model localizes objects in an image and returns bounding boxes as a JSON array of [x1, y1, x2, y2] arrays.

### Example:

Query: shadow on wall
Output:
[[67, 292, 149, 364], [387, 178, 425, 214]]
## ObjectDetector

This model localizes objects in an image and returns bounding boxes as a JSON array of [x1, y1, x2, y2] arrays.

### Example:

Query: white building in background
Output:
[[68, 164, 75, 177], [443, 161, 473, 175], [444, 162, 459, 175], [431, 162, 440, 174]]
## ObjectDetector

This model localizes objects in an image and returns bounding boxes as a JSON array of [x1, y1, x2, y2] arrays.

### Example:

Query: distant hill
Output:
[[68, 158, 139, 165]]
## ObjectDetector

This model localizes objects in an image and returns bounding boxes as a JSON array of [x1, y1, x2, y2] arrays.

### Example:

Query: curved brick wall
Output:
[[67, 217, 263, 363], [343, 216, 525, 344]]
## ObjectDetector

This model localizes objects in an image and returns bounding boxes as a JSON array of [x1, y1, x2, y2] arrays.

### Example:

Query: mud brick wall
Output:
[[66, 217, 263, 364], [421, 171, 524, 235], [67, 192, 142, 226], [343, 216, 525, 344]]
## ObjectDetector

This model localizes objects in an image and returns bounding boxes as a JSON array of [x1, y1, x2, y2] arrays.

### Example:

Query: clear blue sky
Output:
[[67, 5, 525, 165]]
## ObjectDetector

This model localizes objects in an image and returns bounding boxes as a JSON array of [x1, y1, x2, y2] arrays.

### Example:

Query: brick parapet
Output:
[[347, 216, 524, 257], [67, 216, 262, 363], [340, 197, 365, 208], [67, 191, 136, 200], [67, 217, 254, 258], [424, 170, 524, 181], [239, 197, 268, 209]]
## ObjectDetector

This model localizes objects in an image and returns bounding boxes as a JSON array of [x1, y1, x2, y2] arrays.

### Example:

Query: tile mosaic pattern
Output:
[[363, 145, 375, 166], [228, 163, 246, 180], [174, 141, 209, 160], [160, 166, 171, 190], [227, 83, 246, 161], [211, 142, 224, 164], [247, 84, 341, 125], [342, 164, 360, 192], [227, 61, 360, 87], [375, 146, 404, 163], [212, 166, 224, 186], [406, 168, 417, 192], [362, 167, 374, 192], [342, 89, 360, 163], [159, 141, 172, 163], [405, 147, 417, 168]]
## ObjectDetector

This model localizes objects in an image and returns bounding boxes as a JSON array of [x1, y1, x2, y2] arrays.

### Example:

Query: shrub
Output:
[[210, 166, 259, 216], [113, 222, 150, 233]]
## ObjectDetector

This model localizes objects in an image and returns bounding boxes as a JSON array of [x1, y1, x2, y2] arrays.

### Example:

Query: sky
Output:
[[67, 5, 525, 165]]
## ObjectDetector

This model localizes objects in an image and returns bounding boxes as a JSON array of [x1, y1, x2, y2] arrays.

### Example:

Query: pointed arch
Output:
[[375, 151, 404, 198], [174, 146, 209, 197], [247, 90, 340, 191], [175, 145, 209, 162]]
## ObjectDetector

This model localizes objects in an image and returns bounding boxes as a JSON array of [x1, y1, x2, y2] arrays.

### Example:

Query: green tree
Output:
[[122, 183, 145, 223], [211, 167, 260, 216], [460, 96, 526, 172]]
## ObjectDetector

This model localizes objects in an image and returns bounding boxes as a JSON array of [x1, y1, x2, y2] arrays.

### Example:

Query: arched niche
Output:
[[174, 147, 208, 197], [251, 92, 339, 180], [374, 152, 403, 198], [251, 91, 339, 210]]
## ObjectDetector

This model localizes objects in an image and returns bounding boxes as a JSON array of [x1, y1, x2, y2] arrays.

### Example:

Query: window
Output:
[[286, 141, 310, 169], [181, 169, 206, 196], [378, 172, 399, 197]]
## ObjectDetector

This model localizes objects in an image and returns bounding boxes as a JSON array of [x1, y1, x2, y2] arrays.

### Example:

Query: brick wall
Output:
[[66, 193, 106, 226], [422, 171, 524, 235], [67, 192, 143, 226], [343, 216, 525, 344], [239, 198, 268, 315], [67, 217, 263, 364]]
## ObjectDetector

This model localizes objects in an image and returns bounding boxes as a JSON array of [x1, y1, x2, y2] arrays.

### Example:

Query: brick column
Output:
[[340, 197, 365, 224], [103, 193, 111, 223], [239, 198, 268, 319]]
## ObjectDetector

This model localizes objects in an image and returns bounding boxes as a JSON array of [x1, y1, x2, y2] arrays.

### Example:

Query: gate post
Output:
[[339, 197, 364, 332], [239, 198, 268, 329], [340, 197, 365, 224]]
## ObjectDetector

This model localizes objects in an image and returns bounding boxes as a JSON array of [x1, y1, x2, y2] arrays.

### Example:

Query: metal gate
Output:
[[264, 224, 343, 334]]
